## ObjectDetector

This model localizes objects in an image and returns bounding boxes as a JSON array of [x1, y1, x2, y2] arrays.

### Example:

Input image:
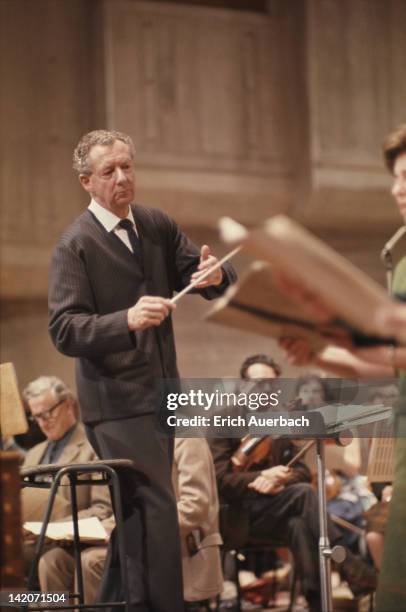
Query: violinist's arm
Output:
[[271, 440, 312, 485], [286, 458, 312, 485], [248, 458, 311, 494], [209, 438, 262, 500]]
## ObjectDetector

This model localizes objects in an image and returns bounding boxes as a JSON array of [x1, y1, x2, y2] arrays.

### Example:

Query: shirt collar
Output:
[[52, 423, 77, 447], [88, 199, 135, 232]]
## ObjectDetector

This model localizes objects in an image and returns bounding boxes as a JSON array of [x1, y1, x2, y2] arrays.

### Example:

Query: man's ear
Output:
[[79, 173, 91, 193]]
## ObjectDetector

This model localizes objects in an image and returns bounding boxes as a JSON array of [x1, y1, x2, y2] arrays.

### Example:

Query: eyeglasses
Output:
[[29, 399, 65, 423]]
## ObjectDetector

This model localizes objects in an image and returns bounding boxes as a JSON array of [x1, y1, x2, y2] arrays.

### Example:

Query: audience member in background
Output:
[[210, 358, 376, 612], [37, 437, 222, 611], [38, 515, 115, 605], [295, 375, 361, 475], [294, 375, 369, 552], [21, 376, 111, 586], [235, 354, 285, 598], [294, 375, 331, 411]]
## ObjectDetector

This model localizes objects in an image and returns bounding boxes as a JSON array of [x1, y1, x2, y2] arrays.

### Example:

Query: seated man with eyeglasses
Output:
[[21, 376, 112, 591]]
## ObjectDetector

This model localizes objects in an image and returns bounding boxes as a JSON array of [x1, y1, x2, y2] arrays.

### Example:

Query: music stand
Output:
[[312, 403, 392, 611]]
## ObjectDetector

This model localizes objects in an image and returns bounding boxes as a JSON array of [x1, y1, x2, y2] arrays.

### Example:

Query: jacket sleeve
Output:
[[174, 438, 218, 536], [68, 444, 113, 522], [48, 243, 135, 358], [209, 438, 262, 501]]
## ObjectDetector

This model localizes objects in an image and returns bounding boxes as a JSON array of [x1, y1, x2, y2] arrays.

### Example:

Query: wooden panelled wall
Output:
[[304, 0, 406, 226], [0, 0, 106, 299], [103, 0, 302, 226], [0, 0, 405, 387]]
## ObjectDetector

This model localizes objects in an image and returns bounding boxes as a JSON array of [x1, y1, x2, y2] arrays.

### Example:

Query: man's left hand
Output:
[[190, 244, 223, 288]]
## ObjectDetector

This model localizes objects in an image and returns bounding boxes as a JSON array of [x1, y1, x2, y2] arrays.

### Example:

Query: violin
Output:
[[231, 435, 273, 471], [231, 435, 315, 472], [231, 433, 364, 537], [231, 428, 352, 474], [231, 398, 312, 472], [231, 395, 352, 488]]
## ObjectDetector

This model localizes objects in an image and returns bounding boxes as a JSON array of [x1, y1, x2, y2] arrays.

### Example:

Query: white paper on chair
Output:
[[23, 516, 108, 543]]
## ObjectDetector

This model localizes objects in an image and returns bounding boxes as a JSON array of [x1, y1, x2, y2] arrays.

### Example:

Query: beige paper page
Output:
[[0, 362, 28, 436], [219, 216, 391, 338], [206, 261, 337, 350], [23, 516, 108, 543]]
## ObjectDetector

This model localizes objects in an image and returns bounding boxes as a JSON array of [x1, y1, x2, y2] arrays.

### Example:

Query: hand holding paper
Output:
[[214, 215, 395, 346]]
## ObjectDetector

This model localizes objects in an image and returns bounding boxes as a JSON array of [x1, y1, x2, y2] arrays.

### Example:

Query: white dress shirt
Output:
[[88, 199, 138, 253]]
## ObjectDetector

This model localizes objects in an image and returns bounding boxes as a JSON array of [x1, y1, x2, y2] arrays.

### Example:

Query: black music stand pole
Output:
[[316, 438, 346, 612]]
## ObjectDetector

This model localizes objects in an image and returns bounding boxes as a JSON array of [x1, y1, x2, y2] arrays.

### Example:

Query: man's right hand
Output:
[[248, 465, 291, 495], [127, 296, 175, 331]]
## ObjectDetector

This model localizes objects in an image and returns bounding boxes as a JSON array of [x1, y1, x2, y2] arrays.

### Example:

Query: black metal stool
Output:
[[21, 458, 135, 611]]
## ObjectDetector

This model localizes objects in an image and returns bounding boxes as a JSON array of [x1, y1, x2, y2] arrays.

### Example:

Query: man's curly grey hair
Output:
[[72, 129, 135, 175], [22, 376, 76, 408]]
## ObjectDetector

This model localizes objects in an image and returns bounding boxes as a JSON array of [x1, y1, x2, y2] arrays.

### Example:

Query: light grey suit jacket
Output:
[[22, 423, 112, 522]]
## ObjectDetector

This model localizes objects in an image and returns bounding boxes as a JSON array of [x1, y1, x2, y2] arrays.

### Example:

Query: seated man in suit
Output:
[[209, 355, 377, 612], [38, 515, 115, 606], [37, 436, 223, 611], [21, 376, 112, 592]]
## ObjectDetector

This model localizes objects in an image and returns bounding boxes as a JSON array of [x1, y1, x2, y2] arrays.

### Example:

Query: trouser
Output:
[[247, 482, 341, 600], [85, 415, 184, 612], [38, 546, 107, 605], [23, 541, 44, 589], [376, 413, 406, 611]]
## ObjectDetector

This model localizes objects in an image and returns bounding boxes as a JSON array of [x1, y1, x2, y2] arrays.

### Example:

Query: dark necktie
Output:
[[40, 440, 58, 465], [47, 441, 58, 464], [117, 218, 142, 258]]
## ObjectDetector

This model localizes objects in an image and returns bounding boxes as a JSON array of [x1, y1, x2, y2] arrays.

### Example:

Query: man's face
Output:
[[79, 140, 135, 216], [28, 390, 76, 441], [392, 152, 406, 223]]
